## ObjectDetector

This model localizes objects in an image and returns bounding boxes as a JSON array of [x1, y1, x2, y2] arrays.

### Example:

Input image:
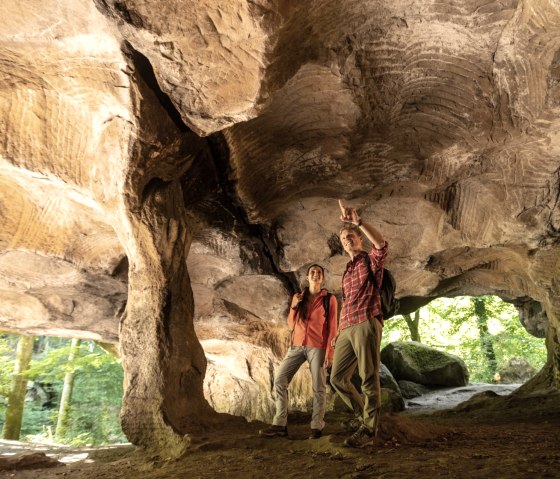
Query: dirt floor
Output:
[[1, 389, 559, 479]]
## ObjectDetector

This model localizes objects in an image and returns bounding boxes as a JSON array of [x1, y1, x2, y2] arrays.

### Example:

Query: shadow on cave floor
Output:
[[1, 389, 559, 479]]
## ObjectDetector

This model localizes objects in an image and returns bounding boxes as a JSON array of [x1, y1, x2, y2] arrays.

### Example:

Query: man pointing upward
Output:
[[330, 199, 388, 448]]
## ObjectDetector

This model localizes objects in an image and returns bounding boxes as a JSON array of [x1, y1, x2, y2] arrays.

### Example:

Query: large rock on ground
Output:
[[496, 357, 537, 384], [381, 341, 469, 387], [381, 388, 406, 413], [380, 363, 401, 394], [398, 380, 433, 400], [202, 339, 277, 422]]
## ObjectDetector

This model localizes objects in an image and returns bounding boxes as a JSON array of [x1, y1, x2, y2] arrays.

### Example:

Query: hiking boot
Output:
[[259, 425, 288, 438], [309, 428, 322, 439], [341, 417, 362, 433], [343, 425, 374, 448]]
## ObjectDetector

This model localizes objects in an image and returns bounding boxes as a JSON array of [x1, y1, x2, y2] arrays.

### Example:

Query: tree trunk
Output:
[[403, 310, 421, 342], [473, 297, 497, 377], [55, 338, 81, 441], [2, 335, 35, 440]]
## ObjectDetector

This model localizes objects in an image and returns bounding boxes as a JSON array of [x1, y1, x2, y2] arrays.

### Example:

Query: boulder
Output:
[[0, 453, 61, 471], [381, 341, 469, 387], [398, 380, 433, 400], [381, 388, 406, 413], [380, 363, 401, 394], [495, 357, 537, 384], [328, 364, 404, 413]]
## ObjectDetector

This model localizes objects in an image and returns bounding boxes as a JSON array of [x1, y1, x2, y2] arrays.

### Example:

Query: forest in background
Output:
[[0, 337, 125, 446]]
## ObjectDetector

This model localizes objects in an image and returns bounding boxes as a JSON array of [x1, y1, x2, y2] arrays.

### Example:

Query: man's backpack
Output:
[[378, 267, 399, 319], [345, 254, 400, 319]]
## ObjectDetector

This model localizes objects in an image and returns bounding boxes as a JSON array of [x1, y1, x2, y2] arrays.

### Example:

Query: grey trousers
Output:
[[330, 317, 382, 432], [272, 346, 327, 430]]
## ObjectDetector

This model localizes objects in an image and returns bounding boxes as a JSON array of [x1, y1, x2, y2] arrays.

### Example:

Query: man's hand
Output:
[[339, 199, 360, 225], [324, 357, 333, 369]]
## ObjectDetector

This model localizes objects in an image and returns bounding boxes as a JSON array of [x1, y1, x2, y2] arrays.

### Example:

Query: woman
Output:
[[259, 264, 338, 439]]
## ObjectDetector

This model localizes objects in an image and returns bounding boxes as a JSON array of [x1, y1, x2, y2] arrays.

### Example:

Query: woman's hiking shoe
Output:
[[343, 425, 374, 448], [259, 425, 288, 437], [309, 428, 322, 439], [341, 417, 362, 433]]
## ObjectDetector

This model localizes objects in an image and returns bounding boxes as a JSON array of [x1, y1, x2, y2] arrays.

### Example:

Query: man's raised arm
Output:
[[338, 199, 385, 249]]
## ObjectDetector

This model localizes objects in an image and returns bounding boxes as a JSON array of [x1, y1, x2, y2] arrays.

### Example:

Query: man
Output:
[[330, 199, 388, 448]]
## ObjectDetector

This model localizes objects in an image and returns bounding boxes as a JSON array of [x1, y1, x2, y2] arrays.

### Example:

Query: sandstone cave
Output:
[[1, 0, 560, 478]]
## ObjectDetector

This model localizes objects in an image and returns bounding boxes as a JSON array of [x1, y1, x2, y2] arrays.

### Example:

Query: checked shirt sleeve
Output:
[[368, 241, 388, 287]]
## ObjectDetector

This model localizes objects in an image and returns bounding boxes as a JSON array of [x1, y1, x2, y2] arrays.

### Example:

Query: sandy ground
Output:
[[1, 388, 559, 479]]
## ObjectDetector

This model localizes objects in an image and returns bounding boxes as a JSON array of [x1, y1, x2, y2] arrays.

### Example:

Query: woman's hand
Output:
[[330, 332, 339, 349], [291, 292, 303, 309]]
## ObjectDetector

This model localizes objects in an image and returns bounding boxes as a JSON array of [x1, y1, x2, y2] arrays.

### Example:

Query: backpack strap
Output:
[[323, 292, 331, 319], [342, 252, 377, 300], [323, 291, 332, 337], [362, 253, 378, 289], [341, 265, 349, 300]]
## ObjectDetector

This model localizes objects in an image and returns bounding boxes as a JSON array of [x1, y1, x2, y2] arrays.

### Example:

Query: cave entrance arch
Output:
[[384, 295, 549, 395]]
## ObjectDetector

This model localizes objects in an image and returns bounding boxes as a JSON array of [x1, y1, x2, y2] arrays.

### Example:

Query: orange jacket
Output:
[[288, 289, 338, 361]]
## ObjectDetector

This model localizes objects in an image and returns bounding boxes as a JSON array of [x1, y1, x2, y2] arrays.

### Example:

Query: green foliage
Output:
[[61, 346, 126, 445], [0, 334, 20, 398], [0, 336, 126, 445], [382, 296, 547, 383], [19, 400, 58, 441]]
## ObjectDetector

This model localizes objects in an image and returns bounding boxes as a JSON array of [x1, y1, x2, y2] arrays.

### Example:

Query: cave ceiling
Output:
[[1, 0, 560, 350]]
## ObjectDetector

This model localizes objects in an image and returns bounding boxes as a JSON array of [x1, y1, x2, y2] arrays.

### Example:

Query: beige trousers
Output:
[[272, 346, 327, 430], [330, 317, 382, 433]]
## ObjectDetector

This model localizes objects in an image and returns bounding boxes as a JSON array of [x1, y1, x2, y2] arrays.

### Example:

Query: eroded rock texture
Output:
[[2, 0, 560, 455]]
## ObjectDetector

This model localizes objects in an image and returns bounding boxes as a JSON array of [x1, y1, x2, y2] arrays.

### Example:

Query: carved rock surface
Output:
[[1, 0, 560, 454]]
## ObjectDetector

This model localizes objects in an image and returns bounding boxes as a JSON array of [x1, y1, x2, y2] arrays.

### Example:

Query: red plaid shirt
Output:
[[339, 242, 388, 330]]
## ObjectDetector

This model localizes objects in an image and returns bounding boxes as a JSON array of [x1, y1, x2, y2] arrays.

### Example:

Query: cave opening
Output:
[[0, 334, 125, 448], [382, 295, 547, 385]]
